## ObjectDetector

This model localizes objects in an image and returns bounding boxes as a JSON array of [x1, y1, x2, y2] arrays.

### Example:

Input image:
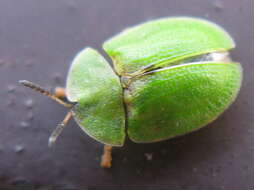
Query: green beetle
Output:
[[20, 17, 242, 165]]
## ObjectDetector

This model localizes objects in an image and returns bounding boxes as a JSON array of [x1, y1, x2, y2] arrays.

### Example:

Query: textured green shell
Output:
[[103, 17, 235, 75], [125, 62, 242, 142], [66, 17, 242, 146], [104, 17, 242, 143], [66, 48, 125, 146]]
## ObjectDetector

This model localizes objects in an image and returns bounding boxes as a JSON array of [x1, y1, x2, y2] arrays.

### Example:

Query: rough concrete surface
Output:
[[0, 0, 253, 189]]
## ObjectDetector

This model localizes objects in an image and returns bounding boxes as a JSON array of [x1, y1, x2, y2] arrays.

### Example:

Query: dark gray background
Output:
[[0, 0, 253, 189]]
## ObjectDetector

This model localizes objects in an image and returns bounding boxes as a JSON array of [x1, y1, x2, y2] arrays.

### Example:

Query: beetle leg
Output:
[[100, 145, 113, 168], [48, 111, 73, 146]]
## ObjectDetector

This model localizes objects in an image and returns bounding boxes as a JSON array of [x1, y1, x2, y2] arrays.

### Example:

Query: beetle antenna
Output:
[[48, 111, 73, 146], [19, 80, 73, 108]]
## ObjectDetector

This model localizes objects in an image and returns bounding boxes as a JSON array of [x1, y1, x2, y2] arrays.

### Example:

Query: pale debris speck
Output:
[[24, 99, 34, 109], [20, 121, 30, 128], [14, 145, 25, 153], [144, 153, 153, 161]]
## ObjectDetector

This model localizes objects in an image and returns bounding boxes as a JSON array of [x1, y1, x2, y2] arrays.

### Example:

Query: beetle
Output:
[[20, 17, 242, 168]]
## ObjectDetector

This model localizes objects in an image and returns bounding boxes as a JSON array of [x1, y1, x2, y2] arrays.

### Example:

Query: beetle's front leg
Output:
[[101, 145, 113, 168], [54, 86, 114, 168]]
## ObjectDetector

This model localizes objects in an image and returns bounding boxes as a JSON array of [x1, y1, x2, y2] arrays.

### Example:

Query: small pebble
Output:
[[24, 99, 34, 109], [20, 121, 30, 128], [14, 145, 25, 153], [144, 153, 153, 161]]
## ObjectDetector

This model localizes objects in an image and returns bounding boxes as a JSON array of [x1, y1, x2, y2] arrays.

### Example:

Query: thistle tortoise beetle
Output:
[[20, 17, 242, 167]]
